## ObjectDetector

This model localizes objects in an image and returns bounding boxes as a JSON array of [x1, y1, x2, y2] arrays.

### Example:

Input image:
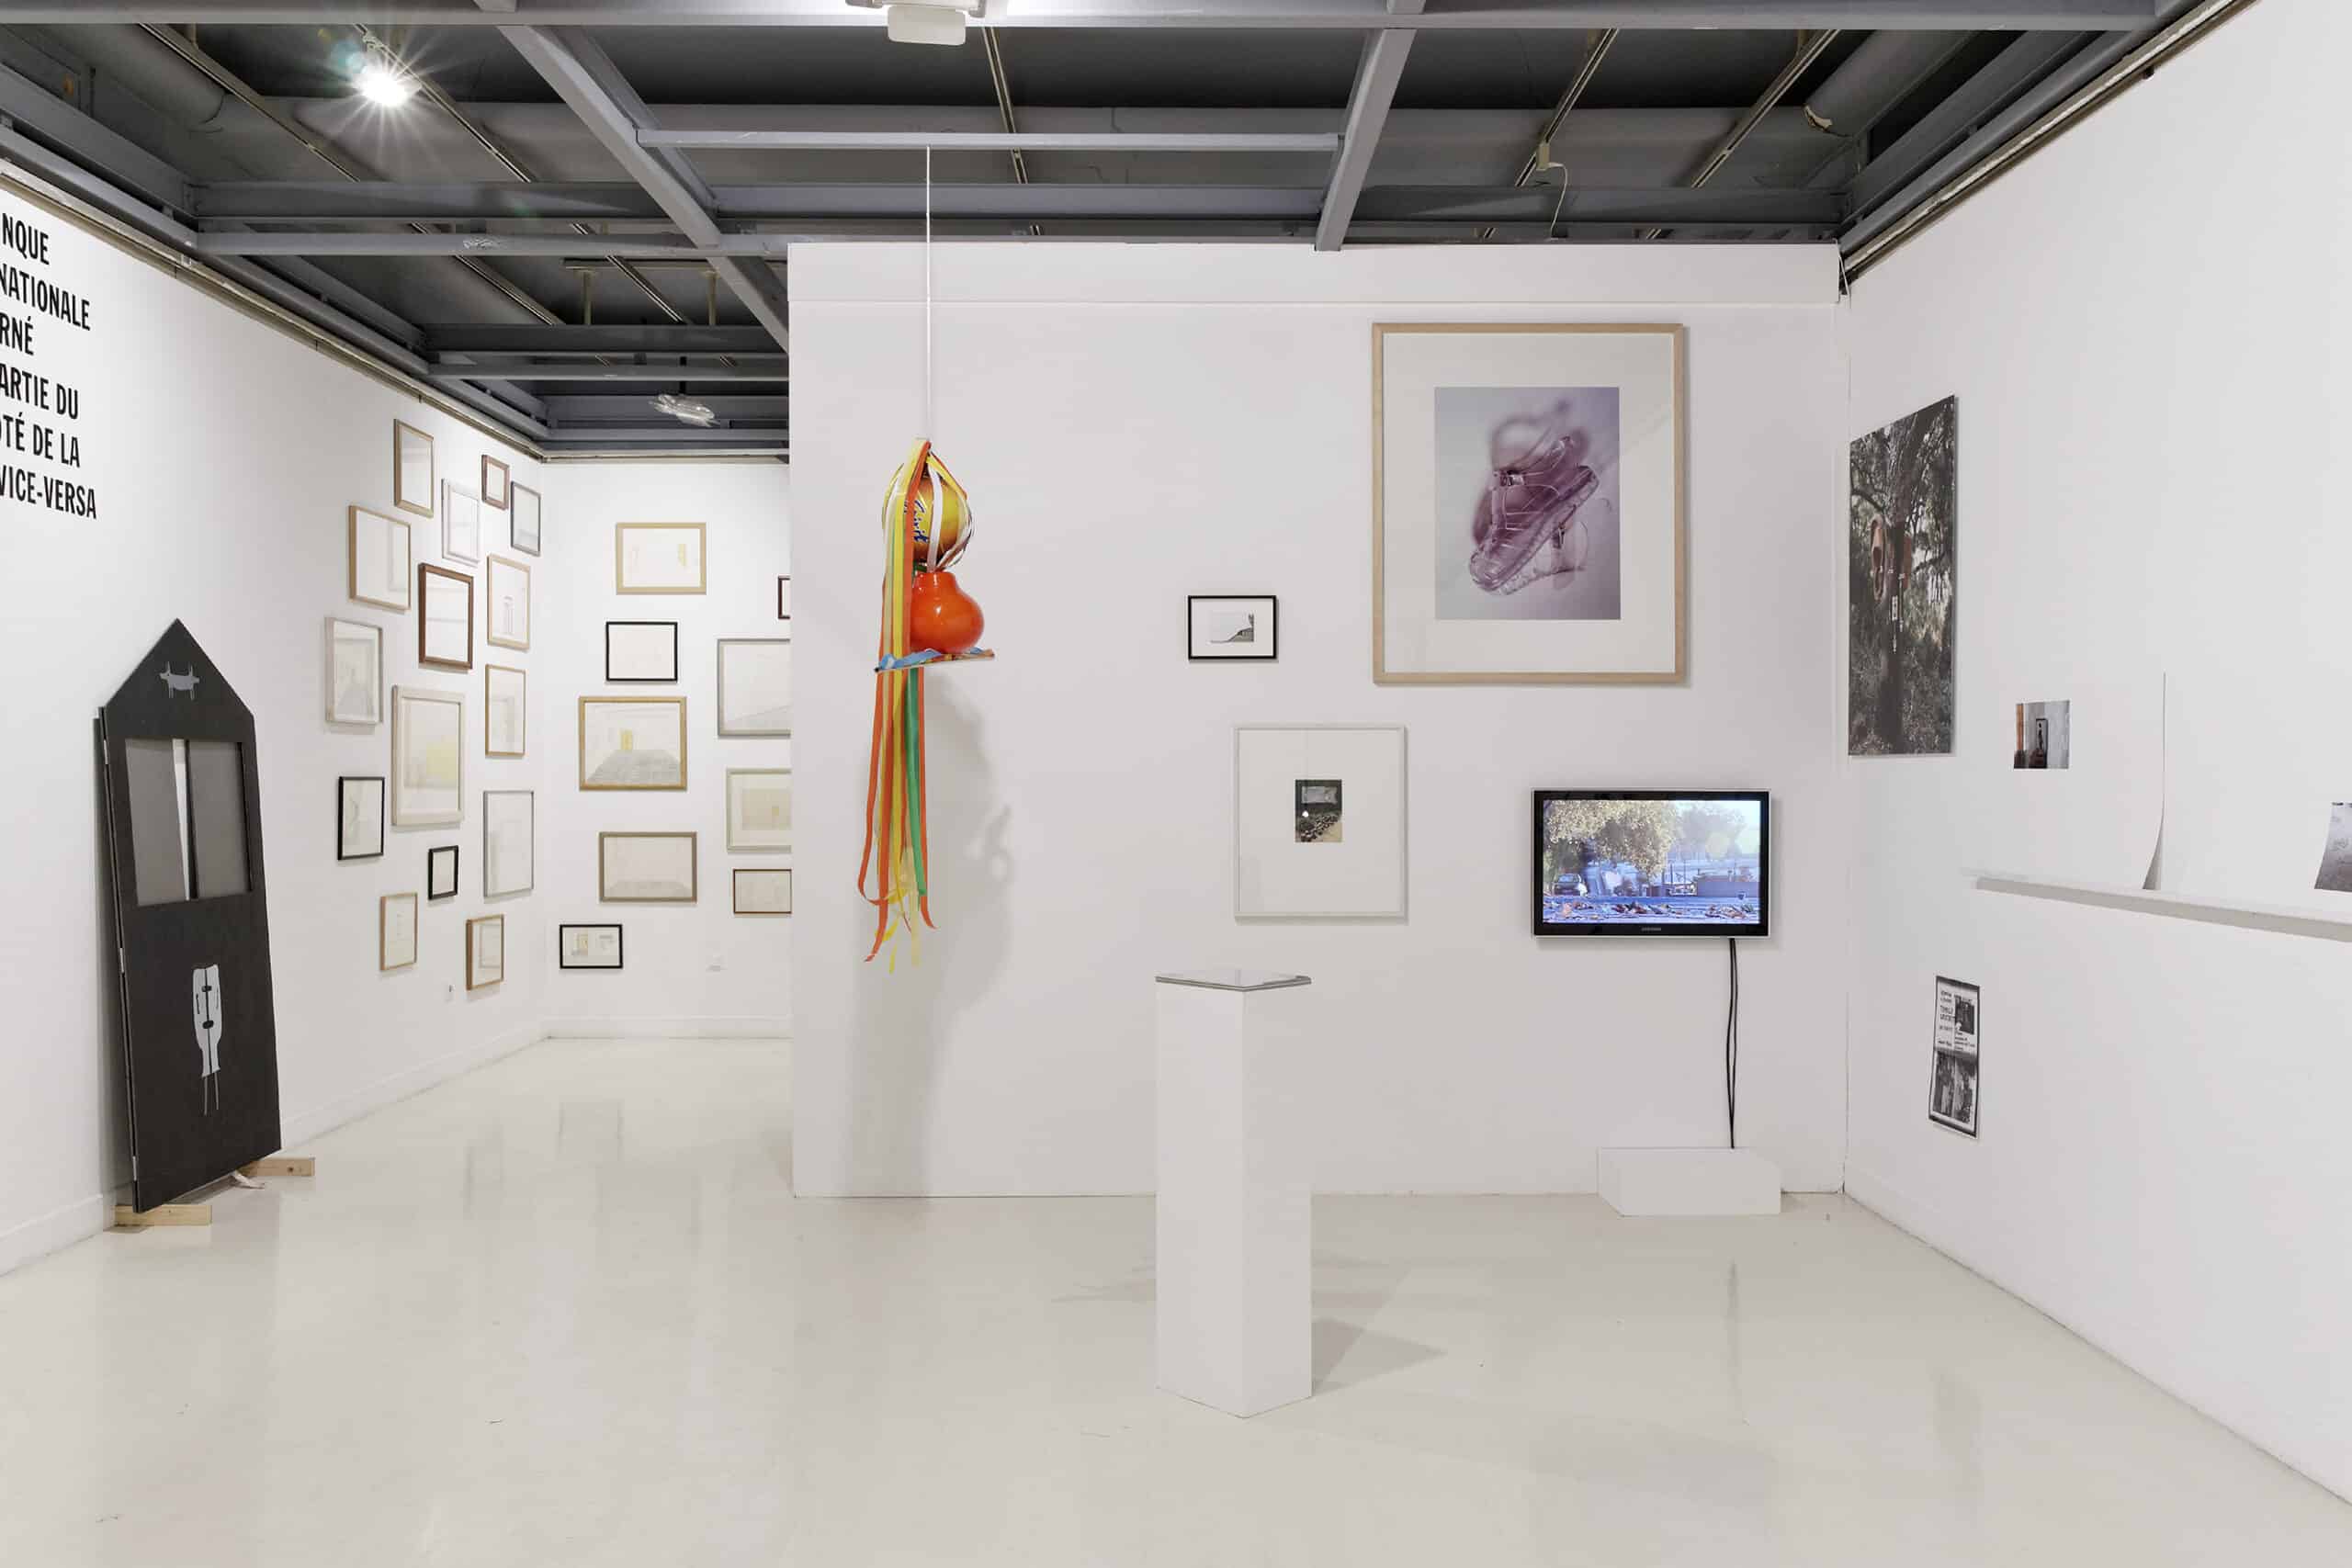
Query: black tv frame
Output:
[[1532, 789, 1770, 938]]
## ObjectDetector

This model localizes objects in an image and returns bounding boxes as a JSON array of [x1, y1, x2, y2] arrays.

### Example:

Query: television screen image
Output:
[[1532, 791, 1769, 937]]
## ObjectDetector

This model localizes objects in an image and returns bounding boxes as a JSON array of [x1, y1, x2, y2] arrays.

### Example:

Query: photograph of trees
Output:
[[1849, 396, 1957, 755]]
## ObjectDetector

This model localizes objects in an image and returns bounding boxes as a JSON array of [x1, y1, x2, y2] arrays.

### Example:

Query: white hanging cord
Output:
[[922, 143, 934, 442]]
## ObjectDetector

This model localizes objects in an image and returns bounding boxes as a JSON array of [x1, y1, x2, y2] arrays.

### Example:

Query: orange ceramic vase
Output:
[[910, 570, 985, 656]]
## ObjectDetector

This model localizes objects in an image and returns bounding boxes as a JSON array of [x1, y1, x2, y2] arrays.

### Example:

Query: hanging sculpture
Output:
[[859, 437, 989, 964]]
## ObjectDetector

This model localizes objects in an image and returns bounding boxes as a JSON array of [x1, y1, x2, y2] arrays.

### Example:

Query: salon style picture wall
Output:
[[1373, 322, 1685, 684]]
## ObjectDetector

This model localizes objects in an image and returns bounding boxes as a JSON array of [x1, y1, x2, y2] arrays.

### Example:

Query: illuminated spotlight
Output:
[[355, 57, 418, 107]]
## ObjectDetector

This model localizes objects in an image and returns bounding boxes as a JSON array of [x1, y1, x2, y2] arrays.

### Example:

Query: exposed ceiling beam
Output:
[[636, 129, 1342, 152], [0, 61, 193, 212], [195, 232, 774, 258], [1315, 0, 1419, 254], [188, 183, 1841, 230], [427, 324, 782, 354], [1843, 29, 2090, 218], [428, 360, 790, 381], [497, 24, 790, 351], [0, 4, 2165, 31]]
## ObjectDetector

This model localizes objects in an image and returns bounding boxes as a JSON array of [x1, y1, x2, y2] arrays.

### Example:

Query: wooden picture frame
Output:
[[485, 555, 531, 650], [559, 923, 624, 970], [732, 867, 793, 916], [481, 454, 510, 511], [337, 774, 385, 861], [393, 419, 435, 519], [615, 522, 707, 594], [418, 564, 474, 671], [426, 842, 459, 900], [509, 481, 543, 556], [326, 615, 383, 726], [1371, 321, 1686, 685], [390, 685, 464, 828], [379, 892, 418, 971], [466, 914, 505, 990], [484, 664, 526, 758], [347, 505, 412, 613], [599, 830, 698, 904], [605, 621, 679, 683], [579, 695, 687, 790], [442, 480, 482, 563], [726, 767, 792, 853]]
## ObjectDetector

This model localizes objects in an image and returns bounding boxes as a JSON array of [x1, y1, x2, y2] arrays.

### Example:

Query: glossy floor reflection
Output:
[[2, 1038, 2346, 1566]]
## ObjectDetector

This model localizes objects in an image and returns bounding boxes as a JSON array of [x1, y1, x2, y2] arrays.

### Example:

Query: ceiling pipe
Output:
[[1638, 28, 1838, 240], [1798, 27, 1970, 185], [43, 23, 228, 130]]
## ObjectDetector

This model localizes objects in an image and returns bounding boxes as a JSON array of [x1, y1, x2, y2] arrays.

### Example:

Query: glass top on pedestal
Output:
[[1154, 969, 1312, 993]]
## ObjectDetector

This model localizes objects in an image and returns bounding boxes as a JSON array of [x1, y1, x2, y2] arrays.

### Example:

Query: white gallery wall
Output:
[[789, 243, 1849, 1197], [0, 178, 550, 1274], [539, 459, 793, 1034], [1842, 0, 2352, 1501]]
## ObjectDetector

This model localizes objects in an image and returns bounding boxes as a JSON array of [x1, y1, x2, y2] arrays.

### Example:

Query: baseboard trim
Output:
[[539, 1016, 788, 1039], [278, 1020, 546, 1150], [0, 1191, 109, 1280], [1846, 1163, 2350, 1505]]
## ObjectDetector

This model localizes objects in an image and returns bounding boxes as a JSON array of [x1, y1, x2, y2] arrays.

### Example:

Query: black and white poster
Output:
[[1929, 975, 1980, 1138]]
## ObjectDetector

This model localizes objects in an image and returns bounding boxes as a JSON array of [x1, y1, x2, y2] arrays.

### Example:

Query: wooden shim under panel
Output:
[[112, 1203, 211, 1229], [239, 1156, 316, 1179]]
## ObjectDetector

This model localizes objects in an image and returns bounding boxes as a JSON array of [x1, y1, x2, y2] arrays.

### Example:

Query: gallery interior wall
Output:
[[789, 243, 1849, 1198], [538, 459, 793, 1035], [0, 179, 550, 1275], [1841, 0, 2352, 1502]]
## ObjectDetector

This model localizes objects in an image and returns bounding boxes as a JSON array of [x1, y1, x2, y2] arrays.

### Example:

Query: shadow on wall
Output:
[[845, 678, 1012, 1192]]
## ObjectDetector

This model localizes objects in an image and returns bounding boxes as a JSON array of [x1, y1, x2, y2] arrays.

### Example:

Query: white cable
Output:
[[922, 143, 933, 442]]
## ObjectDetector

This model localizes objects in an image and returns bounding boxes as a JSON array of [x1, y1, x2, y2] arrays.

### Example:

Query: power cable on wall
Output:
[[1725, 937, 1741, 1149]]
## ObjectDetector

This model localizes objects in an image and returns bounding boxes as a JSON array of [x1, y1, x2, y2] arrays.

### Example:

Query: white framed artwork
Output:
[[482, 788, 535, 897], [616, 522, 707, 594], [393, 420, 435, 519], [326, 616, 382, 726], [485, 555, 530, 650], [717, 637, 791, 737], [726, 768, 791, 852], [600, 830, 697, 903], [443, 480, 482, 563], [1373, 323, 1684, 683], [509, 481, 543, 556], [379, 892, 418, 971], [390, 685, 464, 828], [1233, 724, 1408, 919], [485, 663, 526, 758], [348, 505, 411, 612]]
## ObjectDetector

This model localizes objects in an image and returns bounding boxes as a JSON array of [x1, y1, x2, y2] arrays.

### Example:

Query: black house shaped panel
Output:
[[96, 621, 282, 1210]]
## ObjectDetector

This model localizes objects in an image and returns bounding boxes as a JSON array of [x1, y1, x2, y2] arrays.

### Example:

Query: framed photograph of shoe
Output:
[[1373, 323, 1684, 683]]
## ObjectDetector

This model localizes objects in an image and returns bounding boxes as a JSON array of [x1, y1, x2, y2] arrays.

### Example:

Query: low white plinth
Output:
[[1154, 969, 1311, 1418], [1598, 1148, 1782, 1217]]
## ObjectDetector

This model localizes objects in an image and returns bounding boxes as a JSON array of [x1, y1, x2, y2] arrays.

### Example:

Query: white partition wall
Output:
[[1841, 0, 2352, 1503], [788, 243, 1849, 1198]]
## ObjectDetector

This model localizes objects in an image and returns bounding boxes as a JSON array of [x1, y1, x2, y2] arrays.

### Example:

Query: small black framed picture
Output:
[[560, 923, 624, 970], [426, 842, 460, 901], [1928, 975, 1981, 1137], [1188, 594, 1277, 660], [337, 775, 385, 861], [605, 620, 680, 683], [776, 575, 791, 621]]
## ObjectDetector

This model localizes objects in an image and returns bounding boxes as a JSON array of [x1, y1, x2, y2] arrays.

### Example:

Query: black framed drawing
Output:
[[426, 842, 460, 901], [336, 775, 385, 861], [1188, 595, 1277, 660], [777, 575, 792, 620], [560, 923, 625, 970], [1928, 975, 1981, 1138], [605, 620, 680, 683]]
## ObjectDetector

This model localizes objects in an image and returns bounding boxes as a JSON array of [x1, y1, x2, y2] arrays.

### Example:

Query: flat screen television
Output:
[[1532, 790, 1770, 937]]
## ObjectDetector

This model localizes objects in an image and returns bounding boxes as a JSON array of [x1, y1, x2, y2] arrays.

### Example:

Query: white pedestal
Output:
[[1598, 1148, 1782, 1216], [1154, 969, 1311, 1418]]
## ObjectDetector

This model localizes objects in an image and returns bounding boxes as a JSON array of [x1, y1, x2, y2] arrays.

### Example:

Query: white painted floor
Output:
[[2, 1038, 2346, 1567]]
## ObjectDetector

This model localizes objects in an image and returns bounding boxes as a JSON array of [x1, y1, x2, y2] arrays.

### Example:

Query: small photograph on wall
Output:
[[326, 617, 382, 727], [1188, 595, 1276, 660], [1929, 975, 1980, 1137], [1294, 779, 1342, 843], [1849, 396, 1957, 756], [2313, 804, 2352, 893], [2011, 700, 2071, 769]]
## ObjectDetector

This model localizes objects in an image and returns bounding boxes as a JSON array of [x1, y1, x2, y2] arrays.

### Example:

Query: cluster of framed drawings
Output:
[[345, 418, 540, 987]]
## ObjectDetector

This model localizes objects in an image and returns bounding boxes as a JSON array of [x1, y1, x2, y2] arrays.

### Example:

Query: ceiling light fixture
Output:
[[846, 0, 985, 47], [354, 51, 417, 107], [653, 393, 718, 428]]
